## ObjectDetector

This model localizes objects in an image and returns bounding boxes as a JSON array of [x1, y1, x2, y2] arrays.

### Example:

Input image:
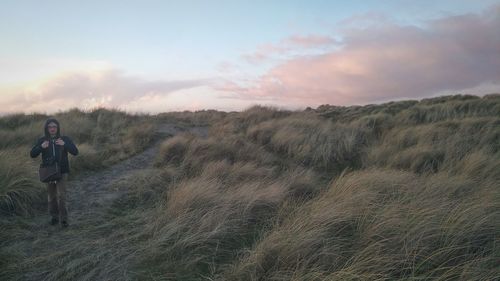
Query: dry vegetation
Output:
[[0, 108, 156, 215], [1, 94, 499, 280]]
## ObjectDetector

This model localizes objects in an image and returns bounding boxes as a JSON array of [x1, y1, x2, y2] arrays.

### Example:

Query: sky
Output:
[[1, 0, 499, 114]]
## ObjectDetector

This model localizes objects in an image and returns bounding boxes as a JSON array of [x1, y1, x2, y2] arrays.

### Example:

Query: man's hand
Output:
[[55, 138, 65, 146], [41, 140, 49, 148]]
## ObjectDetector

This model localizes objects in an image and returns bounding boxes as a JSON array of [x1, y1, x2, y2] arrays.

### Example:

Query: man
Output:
[[30, 118, 78, 227]]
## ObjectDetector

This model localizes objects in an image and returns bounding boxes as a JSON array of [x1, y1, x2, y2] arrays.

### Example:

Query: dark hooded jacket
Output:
[[30, 118, 79, 174]]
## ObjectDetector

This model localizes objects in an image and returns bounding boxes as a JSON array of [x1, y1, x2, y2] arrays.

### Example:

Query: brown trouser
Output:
[[47, 174, 68, 222]]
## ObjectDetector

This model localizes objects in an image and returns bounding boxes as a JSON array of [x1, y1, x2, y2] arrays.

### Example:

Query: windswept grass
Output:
[[221, 169, 498, 280], [144, 94, 499, 280], [246, 115, 367, 173], [128, 161, 321, 279], [211, 105, 292, 136], [156, 133, 280, 177], [156, 109, 227, 127], [0, 108, 157, 215], [0, 113, 47, 130], [0, 150, 43, 215], [1, 94, 499, 280], [400, 94, 500, 124]]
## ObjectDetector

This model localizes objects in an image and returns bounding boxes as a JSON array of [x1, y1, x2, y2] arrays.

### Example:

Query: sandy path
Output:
[[70, 124, 207, 216]]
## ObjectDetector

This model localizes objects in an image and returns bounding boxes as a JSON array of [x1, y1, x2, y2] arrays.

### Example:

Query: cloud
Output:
[[0, 57, 113, 84], [284, 34, 338, 48], [0, 69, 209, 113], [222, 6, 500, 106], [242, 43, 289, 64], [241, 34, 338, 64]]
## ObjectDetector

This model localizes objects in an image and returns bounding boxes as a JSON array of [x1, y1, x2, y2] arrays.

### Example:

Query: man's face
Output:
[[48, 122, 58, 136]]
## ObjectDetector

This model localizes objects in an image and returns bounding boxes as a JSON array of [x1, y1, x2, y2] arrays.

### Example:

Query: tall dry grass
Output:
[[139, 94, 499, 280], [210, 106, 292, 136], [1, 94, 498, 280], [221, 169, 498, 280], [128, 159, 322, 279], [156, 109, 227, 127], [0, 108, 157, 215], [246, 115, 368, 173], [367, 116, 500, 175], [156, 133, 280, 177], [399, 94, 500, 125], [0, 149, 43, 215]]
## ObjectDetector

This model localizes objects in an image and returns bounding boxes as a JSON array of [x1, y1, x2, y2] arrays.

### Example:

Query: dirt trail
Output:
[[7, 124, 208, 281], [69, 124, 208, 220]]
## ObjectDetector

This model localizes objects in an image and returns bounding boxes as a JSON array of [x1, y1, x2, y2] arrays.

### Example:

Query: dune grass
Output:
[[1, 94, 499, 280], [0, 149, 43, 216], [0, 108, 157, 215], [221, 169, 498, 280], [122, 95, 498, 280]]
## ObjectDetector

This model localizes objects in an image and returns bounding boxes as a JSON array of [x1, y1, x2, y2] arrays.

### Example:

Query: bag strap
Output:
[[50, 138, 63, 163], [51, 139, 64, 184], [57, 140, 63, 163]]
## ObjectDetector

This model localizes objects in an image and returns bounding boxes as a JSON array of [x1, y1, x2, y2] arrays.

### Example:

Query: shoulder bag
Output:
[[39, 140, 63, 183]]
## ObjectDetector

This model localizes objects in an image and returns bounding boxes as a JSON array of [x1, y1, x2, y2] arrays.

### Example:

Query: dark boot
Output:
[[50, 217, 59, 225], [61, 220, 69, 227]]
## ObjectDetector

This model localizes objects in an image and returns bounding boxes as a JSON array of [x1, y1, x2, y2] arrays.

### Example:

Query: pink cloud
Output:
[[242, 43, 289, 64], [242, 34, 337, 64], [222, 6, 500, 106], [284, 34, 337, 48]]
